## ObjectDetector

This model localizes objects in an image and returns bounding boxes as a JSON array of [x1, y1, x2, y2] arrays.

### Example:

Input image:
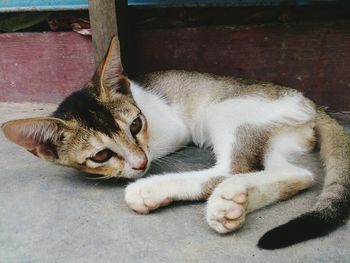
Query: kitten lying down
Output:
[[2, 37, 350, 250]]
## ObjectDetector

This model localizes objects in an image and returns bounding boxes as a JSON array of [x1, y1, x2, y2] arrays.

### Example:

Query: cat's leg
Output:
[[206, 124, 316, 233], [206, 166, 313, 233], [125, 167, 228, 214], [125, 125, 235, 214], [125, 107, 240, 214]]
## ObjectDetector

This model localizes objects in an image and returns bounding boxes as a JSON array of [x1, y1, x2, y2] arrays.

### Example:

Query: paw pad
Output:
[[207, 189, 248, 234]]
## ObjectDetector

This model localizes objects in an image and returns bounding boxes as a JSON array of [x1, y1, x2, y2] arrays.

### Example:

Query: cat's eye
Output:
[[89, 149, 115, 163], [130, 117, 142, 137]]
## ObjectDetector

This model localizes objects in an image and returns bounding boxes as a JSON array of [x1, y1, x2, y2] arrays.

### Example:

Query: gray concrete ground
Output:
[[0, 102, 349, 263]]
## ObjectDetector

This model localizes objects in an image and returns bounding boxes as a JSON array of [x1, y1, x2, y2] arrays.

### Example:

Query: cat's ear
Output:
[[1, 117, 67, 161], [97, 36, 131, 98]]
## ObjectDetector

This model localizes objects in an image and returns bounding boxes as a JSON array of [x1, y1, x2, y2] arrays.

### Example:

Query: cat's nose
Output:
[[132, 158, 148, 170]]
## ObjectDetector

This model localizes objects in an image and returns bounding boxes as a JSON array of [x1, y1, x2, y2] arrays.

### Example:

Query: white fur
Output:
[[126, 81, 316, 233], [125, 167, 228, 214], [131, 82, 191, 160]]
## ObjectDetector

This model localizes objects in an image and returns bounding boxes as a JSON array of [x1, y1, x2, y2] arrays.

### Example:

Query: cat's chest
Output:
[[169, 98, 213, 148]]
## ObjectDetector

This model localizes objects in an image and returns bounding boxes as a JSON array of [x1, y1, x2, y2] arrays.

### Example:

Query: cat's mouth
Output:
[[126, 165, 150, 179]]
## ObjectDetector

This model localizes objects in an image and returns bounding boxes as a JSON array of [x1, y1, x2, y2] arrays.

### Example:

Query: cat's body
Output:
[[128, 70, 349, 249], [2, 37, 350, 249]]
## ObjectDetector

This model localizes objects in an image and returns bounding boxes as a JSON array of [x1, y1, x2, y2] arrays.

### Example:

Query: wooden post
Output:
[[88, 0, 129, 70]]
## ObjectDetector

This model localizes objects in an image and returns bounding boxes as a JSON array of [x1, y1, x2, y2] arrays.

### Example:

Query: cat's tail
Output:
[[258, 108, 350, 249]]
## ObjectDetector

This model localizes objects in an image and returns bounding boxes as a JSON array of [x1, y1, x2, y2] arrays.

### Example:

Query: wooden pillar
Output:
[[88, 0, 130, 71]]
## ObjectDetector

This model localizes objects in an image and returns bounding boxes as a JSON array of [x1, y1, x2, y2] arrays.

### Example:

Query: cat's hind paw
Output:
[[206, 185, 248, 234], [125, 180, 172, 214]]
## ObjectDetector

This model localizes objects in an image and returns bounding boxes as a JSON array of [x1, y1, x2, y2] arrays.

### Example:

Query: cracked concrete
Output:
[[0, 103, 349, 262]]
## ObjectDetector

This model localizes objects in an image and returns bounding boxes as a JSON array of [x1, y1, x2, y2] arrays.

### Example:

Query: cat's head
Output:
[[1, 37, 149, 179]]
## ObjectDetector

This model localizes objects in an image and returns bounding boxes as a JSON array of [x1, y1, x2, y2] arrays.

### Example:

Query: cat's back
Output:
[[136, 70, 228, 102], [135, 70, 297, 103], [134, 70, 315, 145]]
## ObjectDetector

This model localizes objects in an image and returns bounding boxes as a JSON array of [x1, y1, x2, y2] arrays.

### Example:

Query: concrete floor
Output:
[[0, 102, 349, 263]]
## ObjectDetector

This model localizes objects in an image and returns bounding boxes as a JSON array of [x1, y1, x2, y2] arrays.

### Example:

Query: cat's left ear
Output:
[[1, 117, 68, 161], [97, 36, 131, 98]]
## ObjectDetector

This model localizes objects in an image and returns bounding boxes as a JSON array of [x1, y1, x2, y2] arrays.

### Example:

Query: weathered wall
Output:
[[0, 32, 95, 103], [132, 21, 350, 111], [1, 21, 350, 110]]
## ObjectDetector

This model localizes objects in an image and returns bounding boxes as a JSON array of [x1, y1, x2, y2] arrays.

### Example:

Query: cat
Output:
[[2, 36, 350, 250]]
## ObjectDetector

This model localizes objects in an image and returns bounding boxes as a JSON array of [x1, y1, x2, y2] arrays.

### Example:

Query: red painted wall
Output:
[[0, 32, 95, 104], [1, 21, 350, 111]]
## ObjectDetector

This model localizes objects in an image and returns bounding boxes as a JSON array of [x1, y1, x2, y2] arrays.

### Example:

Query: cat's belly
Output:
[[185, 93, 316, 149]]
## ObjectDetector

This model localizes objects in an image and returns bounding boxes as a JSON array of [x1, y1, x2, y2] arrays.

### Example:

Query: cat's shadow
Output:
[[64, 167, 206, 213], [64, 171, 131, 188]]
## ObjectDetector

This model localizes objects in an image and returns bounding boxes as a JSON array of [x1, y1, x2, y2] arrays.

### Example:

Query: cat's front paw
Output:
[[206, 185, 248, 234], [125, 179, 172, 214]]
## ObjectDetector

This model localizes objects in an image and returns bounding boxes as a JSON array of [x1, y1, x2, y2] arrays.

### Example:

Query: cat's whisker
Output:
[[93, 176, 112, 186], [151, 159, 182, 170], [82, 174, 112, 181], [152, 159, 174, 168], [170, 152, 200, 158], [149, 146, 199, 159], [152, 144, 194, 150], [157, 155, 187, 162]]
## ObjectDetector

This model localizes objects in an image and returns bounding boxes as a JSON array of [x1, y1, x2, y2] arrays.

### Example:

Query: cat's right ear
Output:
[[1, 117, 68, 161], [95, 36, 131, 99]]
